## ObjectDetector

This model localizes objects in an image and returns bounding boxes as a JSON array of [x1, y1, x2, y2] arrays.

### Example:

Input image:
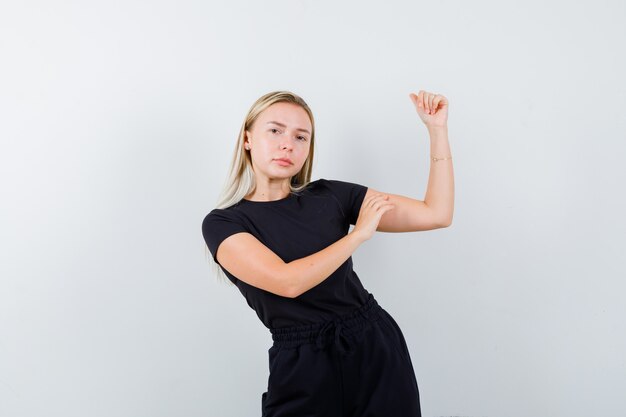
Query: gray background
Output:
[[1, 1, 625, 416]]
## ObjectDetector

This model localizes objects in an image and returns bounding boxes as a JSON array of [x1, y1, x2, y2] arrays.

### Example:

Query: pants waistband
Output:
[[269, 293, 383, 355]]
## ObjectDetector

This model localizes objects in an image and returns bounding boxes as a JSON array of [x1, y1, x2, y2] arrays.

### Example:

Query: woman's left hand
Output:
[[409, 90, 448, 129]]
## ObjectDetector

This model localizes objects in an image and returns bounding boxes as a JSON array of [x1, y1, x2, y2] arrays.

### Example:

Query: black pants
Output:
[[262, 293, 422, 417]]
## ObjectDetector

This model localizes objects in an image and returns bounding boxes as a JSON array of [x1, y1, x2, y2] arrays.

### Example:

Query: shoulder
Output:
[[305, 177, 356, 190], [202, 207, 247, 232], [316, 177, 368, 195], [313, 178, 368, 225], [303, 177, 328, 191], [201, 207, 250, 261], [203, 207, 235, 222]]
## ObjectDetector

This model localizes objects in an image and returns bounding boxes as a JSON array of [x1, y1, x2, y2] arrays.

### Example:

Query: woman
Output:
[[202, 90, 453, 417]]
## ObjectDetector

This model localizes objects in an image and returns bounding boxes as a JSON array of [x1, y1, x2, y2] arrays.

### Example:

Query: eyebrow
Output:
[[266, 121, 311, 135]]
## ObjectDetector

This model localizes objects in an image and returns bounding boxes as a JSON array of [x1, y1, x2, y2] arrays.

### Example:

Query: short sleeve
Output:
[[323, 178, 369, 225], [201, 209, 249, 266]]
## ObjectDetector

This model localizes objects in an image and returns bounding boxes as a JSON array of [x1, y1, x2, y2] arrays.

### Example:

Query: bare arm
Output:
[[216, 229, 366, 298], [423, 125, 454, 225], [284, 230, 366, 298], [364, 126, 454, 232]]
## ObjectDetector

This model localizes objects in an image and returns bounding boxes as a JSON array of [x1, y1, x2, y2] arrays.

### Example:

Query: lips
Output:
[[274, 158, 293, 165]]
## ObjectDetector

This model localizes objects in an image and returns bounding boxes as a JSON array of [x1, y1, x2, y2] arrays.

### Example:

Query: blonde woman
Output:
[[202, 90, 453, 417]]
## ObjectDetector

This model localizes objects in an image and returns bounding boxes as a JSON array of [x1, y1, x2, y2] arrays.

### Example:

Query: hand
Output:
[[409, 90, 449, 129], [352, 193, 396, 241]]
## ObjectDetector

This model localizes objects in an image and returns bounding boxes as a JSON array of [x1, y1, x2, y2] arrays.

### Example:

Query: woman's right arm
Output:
[[215, 193, 394, 298]]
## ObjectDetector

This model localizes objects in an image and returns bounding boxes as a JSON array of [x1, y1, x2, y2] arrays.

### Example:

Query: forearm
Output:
[[424, 126, 455, 224], [283, 230, 366, 298]]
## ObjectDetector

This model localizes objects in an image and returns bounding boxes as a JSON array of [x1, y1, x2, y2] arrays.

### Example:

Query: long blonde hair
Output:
[[205, 91, 317, 285]]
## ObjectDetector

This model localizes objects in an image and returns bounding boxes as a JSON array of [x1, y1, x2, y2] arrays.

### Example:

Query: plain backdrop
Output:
[[1, 1, 625, 416]]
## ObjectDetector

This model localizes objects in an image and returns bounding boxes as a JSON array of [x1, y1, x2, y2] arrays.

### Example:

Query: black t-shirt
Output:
[[201, 178, 371, 329]]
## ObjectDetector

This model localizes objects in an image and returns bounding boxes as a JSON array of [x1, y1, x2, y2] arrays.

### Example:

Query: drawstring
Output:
[[314, 318, 354, 355], [270, 295, 380, 356]]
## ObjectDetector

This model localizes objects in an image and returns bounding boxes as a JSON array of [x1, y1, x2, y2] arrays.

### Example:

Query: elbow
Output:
[[438, 216, 453, 228], [280, 278, 297, 298], [442, 210, 454, 227], [285, 288, 299, 299], [278, 263, 300, 299], [284, 286, 300, 299]]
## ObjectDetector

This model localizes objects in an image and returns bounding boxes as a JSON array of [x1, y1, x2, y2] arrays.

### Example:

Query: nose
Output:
[[279, 136, 295, 150]]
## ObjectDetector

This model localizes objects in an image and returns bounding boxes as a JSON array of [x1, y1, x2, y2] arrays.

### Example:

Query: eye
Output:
[[270, 128, 307, 141]]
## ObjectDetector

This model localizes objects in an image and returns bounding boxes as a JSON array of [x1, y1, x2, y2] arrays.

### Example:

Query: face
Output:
[[245, 102, 312, 181]]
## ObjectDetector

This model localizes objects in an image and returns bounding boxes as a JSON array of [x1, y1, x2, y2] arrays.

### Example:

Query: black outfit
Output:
[[202, 178, 421, 417]]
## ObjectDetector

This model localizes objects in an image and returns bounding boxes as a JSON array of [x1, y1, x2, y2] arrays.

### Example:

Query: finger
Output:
[[422, 91, 429, 113], [368, 195, 390, 207], [365, 194, 388, 206], [372, 197, 393, 209], [430, 96, 439, 114], [417, 91, 425, 111], [377, 203, 396, 213], [433, 96, 442, 111], [428, 93, 435, 114]]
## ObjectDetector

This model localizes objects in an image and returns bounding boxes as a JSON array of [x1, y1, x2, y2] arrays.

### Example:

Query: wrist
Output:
[[427, 125, 448, 134], [348, 228, 367, 244]]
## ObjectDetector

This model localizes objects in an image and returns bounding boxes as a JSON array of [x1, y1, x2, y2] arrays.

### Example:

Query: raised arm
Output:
[[370, 91, 454, 232]]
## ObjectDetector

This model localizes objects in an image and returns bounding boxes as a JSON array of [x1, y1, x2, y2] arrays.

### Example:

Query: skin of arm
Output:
[[283, 230, 367, 298], [365, 125, 454, 232], [216, 229, 367, 299], [372, 90, 454, 230], [423, 125, 454, 225]]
